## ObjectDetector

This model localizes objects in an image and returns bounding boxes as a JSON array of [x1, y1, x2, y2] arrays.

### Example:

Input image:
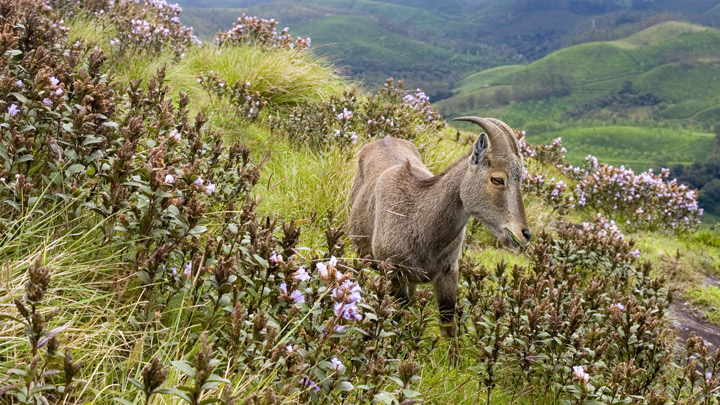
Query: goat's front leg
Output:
[[434, 263, 459, 338]]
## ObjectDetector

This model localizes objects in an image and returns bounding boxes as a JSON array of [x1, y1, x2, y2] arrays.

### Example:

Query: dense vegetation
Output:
[[175, 1, 720, 218], [177, 0, 720, 100], [2, 0, 720, 404]]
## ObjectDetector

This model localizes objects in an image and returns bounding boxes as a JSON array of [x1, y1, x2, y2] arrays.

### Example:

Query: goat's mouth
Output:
[[503, 228, 523, 249]]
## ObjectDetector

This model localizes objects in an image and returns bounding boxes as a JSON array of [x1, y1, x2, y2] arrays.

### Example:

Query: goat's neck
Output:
[[416, 157, 470, 253]]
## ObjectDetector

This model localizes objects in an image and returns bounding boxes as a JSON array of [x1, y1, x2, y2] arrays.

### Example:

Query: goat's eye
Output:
[[491, 177, 505, 186]]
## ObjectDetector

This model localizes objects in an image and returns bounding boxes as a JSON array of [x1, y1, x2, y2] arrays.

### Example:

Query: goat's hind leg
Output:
[[433, 264, 459, 338]]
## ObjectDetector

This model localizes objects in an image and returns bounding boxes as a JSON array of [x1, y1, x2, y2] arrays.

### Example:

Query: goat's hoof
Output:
[[439, 321, 458, 338]]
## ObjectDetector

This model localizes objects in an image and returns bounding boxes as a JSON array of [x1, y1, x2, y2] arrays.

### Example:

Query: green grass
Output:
[[436, 21, 720, 171], [686, 286, 720, 325], [9, 9, 720, 404], [527, 125, 714, 172]]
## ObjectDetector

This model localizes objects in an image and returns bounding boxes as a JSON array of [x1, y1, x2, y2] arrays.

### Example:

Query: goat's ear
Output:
[[470, 133, 489, 166]]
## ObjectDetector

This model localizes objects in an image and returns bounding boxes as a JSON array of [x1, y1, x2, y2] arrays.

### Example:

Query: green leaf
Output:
[[11, 92, 28, 103], [66, 164, 85, 176], [402, 389, 421, 398], [113, 398, 134, 405], [205, 374, 230, 384], [128, 377, 144, 391], [156, 387, 193, 403], [337, 381, 354, 391], [16, 154, 33, 163], [135, 271, 150, 284], [171, 360, 196, 379]]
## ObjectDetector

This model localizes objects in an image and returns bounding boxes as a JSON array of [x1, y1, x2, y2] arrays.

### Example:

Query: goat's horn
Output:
[[453, 116, 515, 156]]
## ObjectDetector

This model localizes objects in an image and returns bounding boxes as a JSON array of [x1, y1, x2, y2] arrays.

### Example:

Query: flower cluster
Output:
[[400, 88, 443, 126], [74, 0, 203, 57], [464, 217, 676, 403], [275, 79, 446, 150], [521, 136, 703, 233], [215, 14, 310, 51], [575, 162, 702, 233], [522, 169, 573, 213], [197, 71, 267, 120]]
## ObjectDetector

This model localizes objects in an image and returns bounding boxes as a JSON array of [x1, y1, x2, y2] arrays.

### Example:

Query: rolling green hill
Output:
[[436, 21, 720, 171], [178, 0, 720, 99]]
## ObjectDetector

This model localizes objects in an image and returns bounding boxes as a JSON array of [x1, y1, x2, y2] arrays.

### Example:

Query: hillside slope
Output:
[[437, 21, 720, 171], [2, 1, 720, 404], [178, 0, 720, 98]]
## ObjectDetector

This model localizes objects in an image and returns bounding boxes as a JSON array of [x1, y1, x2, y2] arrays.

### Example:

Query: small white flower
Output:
[[616, 302, 625, 311], [49, 76, 60, 87], [331, 357, 344, 372], [572, 365, 589, 383], [15, 80, 23, 88], [168, 129, 181, 142], [316, 261, 328, 278], [55, 88, 63, 96], [329, 256, 338, 267], [205, 182, 216, 195], [286, 344, 293, 353], [270, 253, 284, 264], [183, 262, 192, 277], [164, 174, 175, 184]]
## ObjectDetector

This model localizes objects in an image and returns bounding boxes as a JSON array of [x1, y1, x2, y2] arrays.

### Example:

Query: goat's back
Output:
[[349, 137, 427, 257]]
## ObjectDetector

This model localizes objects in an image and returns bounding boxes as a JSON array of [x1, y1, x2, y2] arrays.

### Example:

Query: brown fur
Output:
[[349, 118, 530, 337]]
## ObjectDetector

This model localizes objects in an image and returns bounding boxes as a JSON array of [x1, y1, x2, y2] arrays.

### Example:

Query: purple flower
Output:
[[49, 76, 60, 87], [334, 302, 362, 321], [170, 267, 177, 276], [615, 302, 625, 311], [286, 344, 293, 353], [55, 88, 63, 96], [331, 357, 343, 372], [301, 377, 320, 393], [332, 280, 361, 304], [183, 262, 192, 278], [15, 80, 23, 88], [205, 182, 216, 195], [329, 256, 338, 267], [164, 174, 175, 184], [706, 371, 712, 384], [293, 266, 310, 282], [334, 324, 345, 333], [316, 261, 328, 278], [193, 177, 204, 187], [290, 290, 305, 304], [7, 104, 19, 117], [279, 283, 288, 295], [43, 98, 53, 106]]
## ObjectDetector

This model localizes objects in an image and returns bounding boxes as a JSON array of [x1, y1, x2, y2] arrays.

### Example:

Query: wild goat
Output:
[[349, 116, 531, 337]]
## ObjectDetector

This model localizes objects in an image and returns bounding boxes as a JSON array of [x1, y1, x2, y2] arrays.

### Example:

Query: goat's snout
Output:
[[522, 228, 531, 243]]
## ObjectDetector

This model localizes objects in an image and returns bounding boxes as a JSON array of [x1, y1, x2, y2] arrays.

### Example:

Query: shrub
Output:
[[464, 214, 677, 403], [273, 78, 445, 150], [215, 14, 310, 51]]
